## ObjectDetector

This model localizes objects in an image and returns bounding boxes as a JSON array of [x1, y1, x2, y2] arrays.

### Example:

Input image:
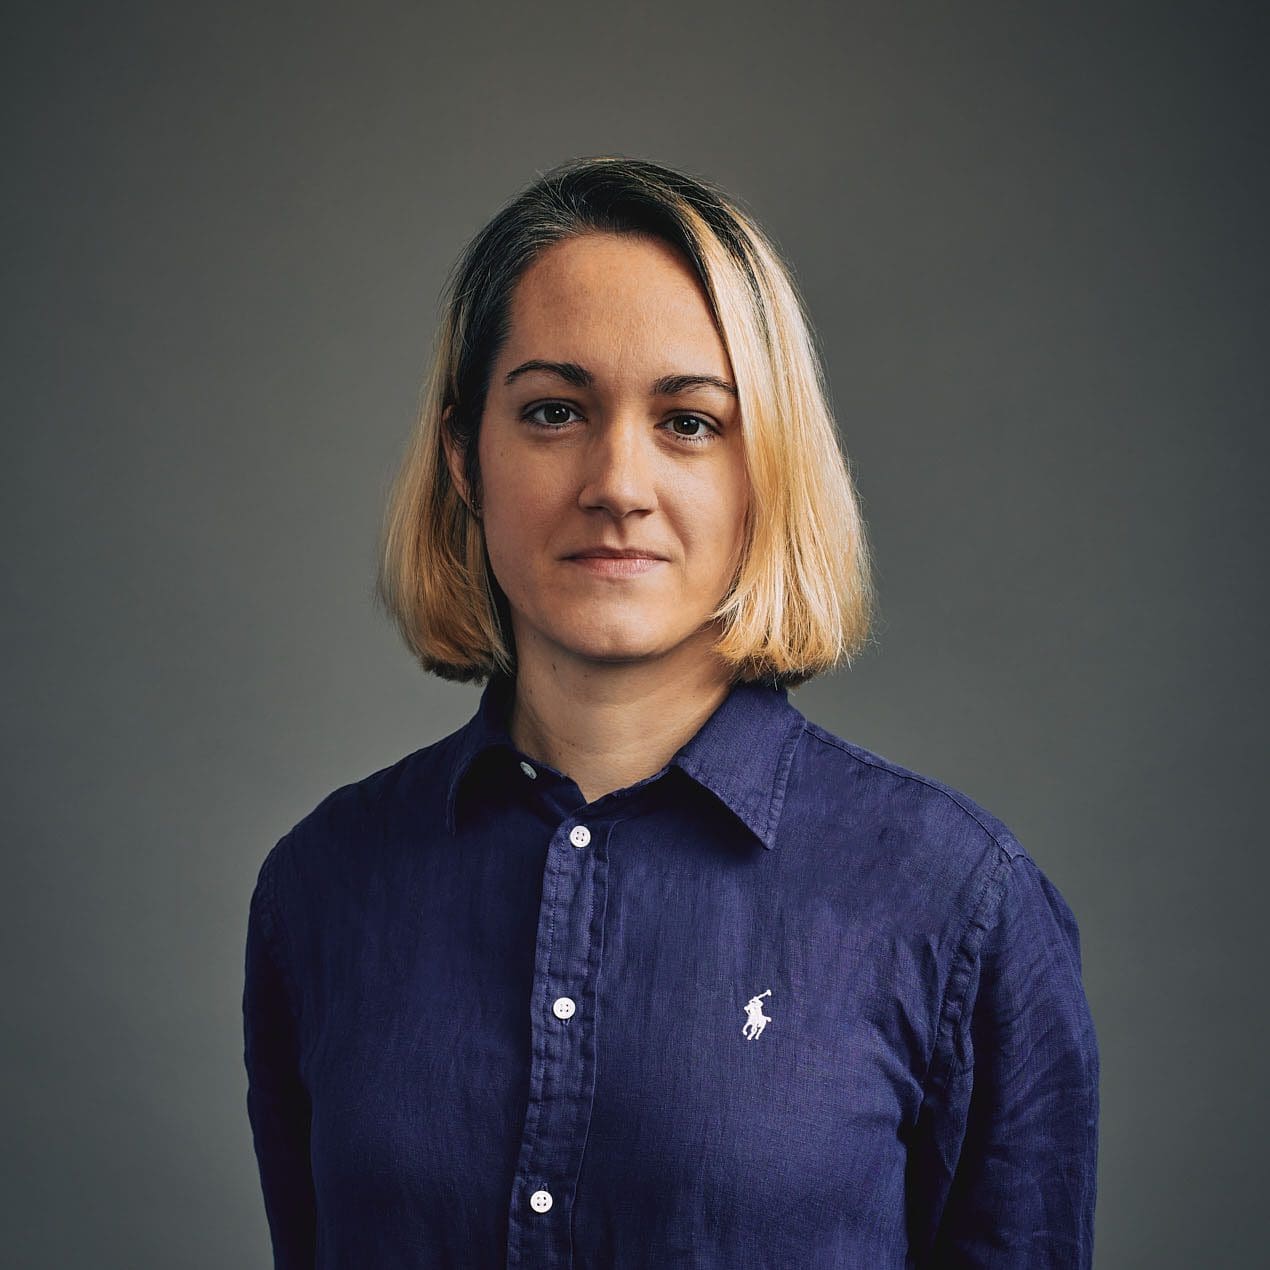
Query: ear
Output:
[[440, 407, 475, 513]]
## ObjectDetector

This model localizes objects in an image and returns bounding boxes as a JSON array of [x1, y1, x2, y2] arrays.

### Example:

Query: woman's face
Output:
[[458, 231, 749, 673]]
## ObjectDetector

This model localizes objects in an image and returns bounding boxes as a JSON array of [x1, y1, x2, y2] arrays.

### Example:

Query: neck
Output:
[[507, 634, 736, 805]]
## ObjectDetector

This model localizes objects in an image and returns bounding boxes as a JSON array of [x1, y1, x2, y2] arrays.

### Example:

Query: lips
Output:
[[564, 547, 668, 560], [564, 552, 666, 577]]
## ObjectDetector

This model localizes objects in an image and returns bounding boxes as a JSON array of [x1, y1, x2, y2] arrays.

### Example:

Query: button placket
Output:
[[506, 816, 609, 1266]]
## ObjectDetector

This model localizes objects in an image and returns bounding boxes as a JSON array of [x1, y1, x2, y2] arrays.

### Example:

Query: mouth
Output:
[[564, 554, 666, 577]]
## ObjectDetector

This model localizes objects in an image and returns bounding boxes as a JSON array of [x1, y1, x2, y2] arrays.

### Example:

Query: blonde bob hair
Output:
[[374, 155, 876, 690]]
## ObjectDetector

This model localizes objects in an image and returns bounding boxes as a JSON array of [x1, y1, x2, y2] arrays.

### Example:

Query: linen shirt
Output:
[[243, 672, 1100, 1268]]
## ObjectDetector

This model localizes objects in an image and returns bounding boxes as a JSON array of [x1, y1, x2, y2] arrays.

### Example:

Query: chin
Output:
[[565, 636, 670, 663], [553, 619, 680, 663]]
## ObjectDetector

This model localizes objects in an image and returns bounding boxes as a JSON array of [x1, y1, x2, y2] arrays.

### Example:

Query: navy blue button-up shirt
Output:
[[243, 672, 1099, 1268]]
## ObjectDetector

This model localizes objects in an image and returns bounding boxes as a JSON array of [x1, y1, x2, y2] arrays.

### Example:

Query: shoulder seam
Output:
[[800, 720, 1022, 858], [920, 843, 1019, 1092]]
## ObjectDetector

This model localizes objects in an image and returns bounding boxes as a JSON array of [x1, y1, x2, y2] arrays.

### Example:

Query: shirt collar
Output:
[[443, 672, 805, 850]]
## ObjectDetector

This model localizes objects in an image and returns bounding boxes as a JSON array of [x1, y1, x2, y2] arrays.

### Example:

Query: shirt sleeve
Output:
[[914, 848, 1101, 1268], [243, 840, 318, 1269]]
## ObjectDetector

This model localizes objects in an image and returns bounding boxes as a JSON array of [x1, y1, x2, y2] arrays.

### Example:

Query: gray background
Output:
[[3, 1, 1265, 1265]]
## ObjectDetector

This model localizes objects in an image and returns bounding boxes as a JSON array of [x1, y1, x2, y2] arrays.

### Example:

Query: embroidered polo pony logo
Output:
[[742, 989, 772, 1040]]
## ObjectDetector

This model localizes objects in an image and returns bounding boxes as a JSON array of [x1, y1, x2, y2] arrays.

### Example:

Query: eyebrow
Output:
[[503, 359, 738, 398]]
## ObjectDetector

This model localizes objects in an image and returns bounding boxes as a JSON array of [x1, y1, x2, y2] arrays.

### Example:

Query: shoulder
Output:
[[256, 728, 462, 894], [795, 716, 1023, 855], [783, 715, 1043, 922], [791, 715, 1085, 942], [788, 716, 1090, 986]]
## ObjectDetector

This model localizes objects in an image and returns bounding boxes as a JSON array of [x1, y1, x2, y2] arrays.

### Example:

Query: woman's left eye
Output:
[[663, 414, 718, 444]]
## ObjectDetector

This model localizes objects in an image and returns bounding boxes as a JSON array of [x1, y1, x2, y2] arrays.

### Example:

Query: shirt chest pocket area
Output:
[[584, 967, 919, 1225]]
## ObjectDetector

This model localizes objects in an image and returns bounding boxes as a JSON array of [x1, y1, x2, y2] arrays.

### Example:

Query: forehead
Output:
[[500, 233, 731, 377]]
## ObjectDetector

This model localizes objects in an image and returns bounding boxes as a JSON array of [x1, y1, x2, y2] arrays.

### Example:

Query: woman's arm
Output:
[[914, 848, 1101, 1267], [243, 842, 317, 1269]]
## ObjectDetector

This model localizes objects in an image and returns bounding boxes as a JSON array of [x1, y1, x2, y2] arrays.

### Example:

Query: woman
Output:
[[243, 156, 1100, 1268]]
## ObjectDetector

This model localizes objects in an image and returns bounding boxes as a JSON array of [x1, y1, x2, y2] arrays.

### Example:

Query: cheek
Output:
[[480, 484, 563, 603], [482, 454, 558, 539], [678, 475, 749, 569], [483, 429, 574, 513]]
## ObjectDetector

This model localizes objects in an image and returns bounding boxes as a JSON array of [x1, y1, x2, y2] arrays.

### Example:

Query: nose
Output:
[[576, 414, 658, 519]]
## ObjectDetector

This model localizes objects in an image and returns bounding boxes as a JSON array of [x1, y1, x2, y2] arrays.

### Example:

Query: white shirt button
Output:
[[569, 824, 591, 848], [529, 1188, 553, 1212], [552, 996, 576, 1020], [519, 760, 537, 779]]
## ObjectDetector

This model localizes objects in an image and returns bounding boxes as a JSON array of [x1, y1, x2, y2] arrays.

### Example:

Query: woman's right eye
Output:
[[521, 402, 581, 429]]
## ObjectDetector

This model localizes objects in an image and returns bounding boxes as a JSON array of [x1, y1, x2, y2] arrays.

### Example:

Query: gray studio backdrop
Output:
[[3, 2, 1265, 1266]]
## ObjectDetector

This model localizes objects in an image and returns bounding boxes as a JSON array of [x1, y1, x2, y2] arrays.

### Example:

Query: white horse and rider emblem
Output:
[[742, 988, 772, 1039]]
